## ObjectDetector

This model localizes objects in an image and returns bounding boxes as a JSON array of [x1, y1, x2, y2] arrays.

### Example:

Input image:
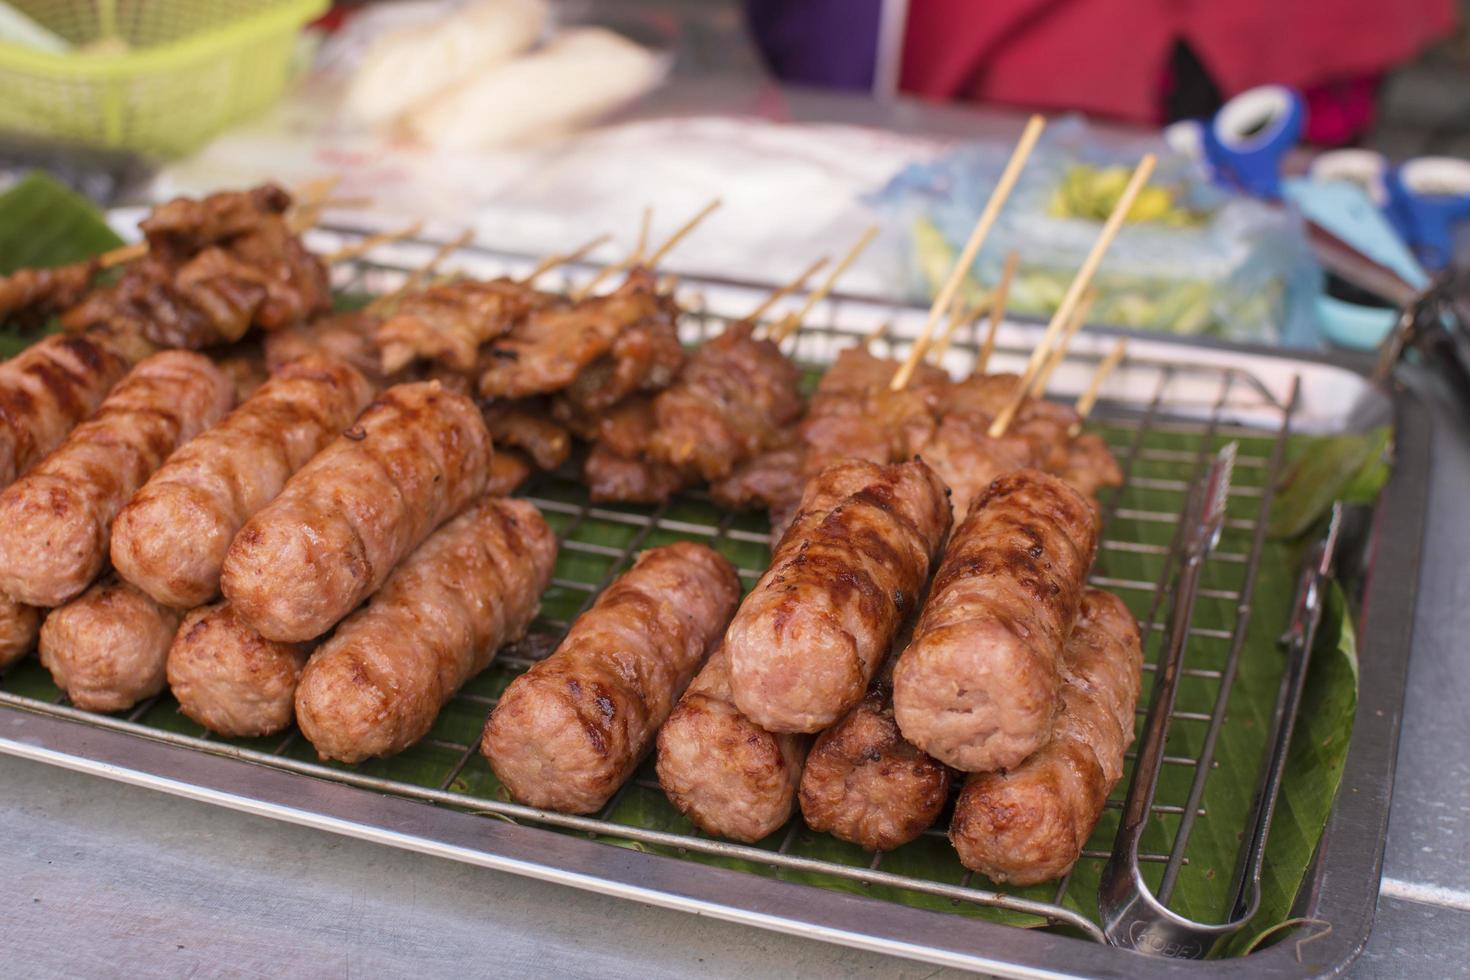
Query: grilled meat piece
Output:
[[0, 329, 149, 488], [265, 310, 388, 386], [1059, 431, 1123, 503], [0, 594, 39, 671], [297, 497, 556, 763], [167, 601, 314, 739], [648, 320, 802, 482], [221, 381, 492, 642], [376, 277, 556, 374], [139, 183, 293, 258], [950, 589, 1142, 884], [584, 442, 686, 503], [484, 399, 571, 471], [708, 437, 805, 515], [0, 260, 100, 331], [39, 577, 183, 712], [656, 644, 810, 843], [484, 541, 739, 813], [112, 355, 374, 608], [0, 351, 234, 607], [485, 449, 533, 496], [726, 458, 952, 733], [892, 469, 1098, 772]]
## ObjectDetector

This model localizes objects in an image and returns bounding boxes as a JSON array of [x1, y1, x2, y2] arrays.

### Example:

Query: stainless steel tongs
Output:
[[1099, 448, 1345, 958]]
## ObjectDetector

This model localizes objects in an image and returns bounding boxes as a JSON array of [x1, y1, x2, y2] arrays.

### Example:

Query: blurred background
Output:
[[2, 0, 1469, 352]]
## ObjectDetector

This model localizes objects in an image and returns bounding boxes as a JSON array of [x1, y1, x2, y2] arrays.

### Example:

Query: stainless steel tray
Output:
[[0, 228, 1428, 978]]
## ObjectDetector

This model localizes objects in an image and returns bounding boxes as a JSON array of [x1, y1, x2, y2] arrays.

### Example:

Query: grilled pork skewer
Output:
[[484, 541, 740, 814], [297, 496, 556, 763], [221, 380, 492, 642], [112, 354, 375, 609], [950, 588, 1142, 884], [0, 351, 235, 608]]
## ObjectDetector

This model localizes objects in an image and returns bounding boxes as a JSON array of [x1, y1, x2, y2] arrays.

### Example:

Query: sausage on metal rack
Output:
[[166, 601, 314, 738], [950, 588, 1142, 884], [38, 577, 184, 712], [0, 329, 149, 488], [296, 496, 556, 763], [112, 354, 375, 608], [725, 458, 952, 734], [220, 380, 493, 642], [484, 541, 740, 814], [655, 644, 810, 843], [0, 594, 39, 671], [0, 351, 234, 607], [892, 468, 1099, 772]]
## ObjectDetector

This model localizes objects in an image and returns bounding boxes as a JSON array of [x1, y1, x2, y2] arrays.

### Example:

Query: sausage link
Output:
[[111, 355, 374, 608], [0, 351, 234, 607], [167, 601, 313, 738], [483, 542, 740, 814], [296, 497, 555, 762], [656, 644, 810, 842], [726, 458, 952, 733], [38, 578, 184, 712], [892, 468, 1098, 772], [798, 665, 951, 852], [0, 593, 39, 670], [950, 589, 1142, 884], [220, 381, 493, 642], [0, 330, 145, 488]]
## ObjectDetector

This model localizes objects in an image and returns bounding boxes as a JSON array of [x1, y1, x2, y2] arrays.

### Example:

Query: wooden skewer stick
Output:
[[975, 249, 1019, 375], [524, 232, 612, 283], [634, 205, 652, 261], [769, 224, 880, 344], [365, 229, 475, 315], [859, 319, 892, 351], [97, 242, 148, 269], [928, 296, 992, 365], [988, 152, 1157, 437], [324, 220, 426, 264], [570, 202, 691, 301], [1070, 339, 1127, 437], [891, 116, 1046, 391], [1028, 287, 1097, 398], [746, 256, 828, 324], [643, 198, 722, 269]]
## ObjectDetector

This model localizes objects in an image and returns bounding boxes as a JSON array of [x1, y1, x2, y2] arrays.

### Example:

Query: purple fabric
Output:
[[744, 0, 883, 91]]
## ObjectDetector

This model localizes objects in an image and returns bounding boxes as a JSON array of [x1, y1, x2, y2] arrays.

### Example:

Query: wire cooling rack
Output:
[[0, 239, 1302, 946]]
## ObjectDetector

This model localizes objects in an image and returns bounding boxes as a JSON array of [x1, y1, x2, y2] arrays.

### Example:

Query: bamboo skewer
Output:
[[889, 115, 1046, 392], [1070, 339, 1127, 437], [859, 320, 892, 351], [928, 296, 991, 365], [524, 232, 612, 283], [644, 198, 722, 269], [976, 249, 1019, 375], [572, 199, 719, 301], [988, 152, 1157, 437], [745, 256, 828, 323], [324, 220, 426, 264], [365, 229, 475, 316], [768, 224, 879, 344], [1027, 287, 1097, 398]]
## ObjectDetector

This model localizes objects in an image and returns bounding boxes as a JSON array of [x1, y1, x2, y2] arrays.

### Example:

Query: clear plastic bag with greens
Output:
[[872, 116, 1321, 344]]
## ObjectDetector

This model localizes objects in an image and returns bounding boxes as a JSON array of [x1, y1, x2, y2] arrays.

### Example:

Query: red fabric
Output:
[[899, 0, 1458, 124]]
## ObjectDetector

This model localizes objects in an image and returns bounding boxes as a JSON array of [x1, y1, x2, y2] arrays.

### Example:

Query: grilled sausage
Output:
[[798, 662, 951, 852], [220, 381, 492, 642], [950, 589, 1142, 884], [112, 355, 375, 608], [296, 497, 555, 763], [656, 644, 810, 842], [0, 330, 150, 488], [892, 468, 1099, 772], [166, 601, 313, 738], [0, 594, 40, 671], [726, 458, 952, 733], [0, 351, 234, 607], [483, 542, 740, 814], [38, 577, 184, 712]]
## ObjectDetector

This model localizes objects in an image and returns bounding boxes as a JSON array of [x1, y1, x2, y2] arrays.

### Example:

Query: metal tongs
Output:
[[1100, 448, 1345, 958]]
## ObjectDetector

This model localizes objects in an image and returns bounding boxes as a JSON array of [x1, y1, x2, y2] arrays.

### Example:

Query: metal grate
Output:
[[0, 237, 1300, 943]]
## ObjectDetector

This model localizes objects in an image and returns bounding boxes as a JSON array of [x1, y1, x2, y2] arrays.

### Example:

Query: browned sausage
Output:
[[798, 660, 951, 852], [166, 601, 313, 738], [220, 381, 492, 642], [38, 577, 184, 712], [0, 594, 39, 671], [950, 588, 1142, 884], [483, 542, 740, 814], [0, 351, 234, 607], [655, 644, 810, 843], [112, 355, 375, 609], [0, 330, 150, 488], [892, 469, 1098, 772], [296, 497, 555, 763], [725, 458, 952, 733]]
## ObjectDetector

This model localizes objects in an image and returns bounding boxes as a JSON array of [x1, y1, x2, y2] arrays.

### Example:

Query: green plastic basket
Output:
[[0, 0, 326, 158]]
